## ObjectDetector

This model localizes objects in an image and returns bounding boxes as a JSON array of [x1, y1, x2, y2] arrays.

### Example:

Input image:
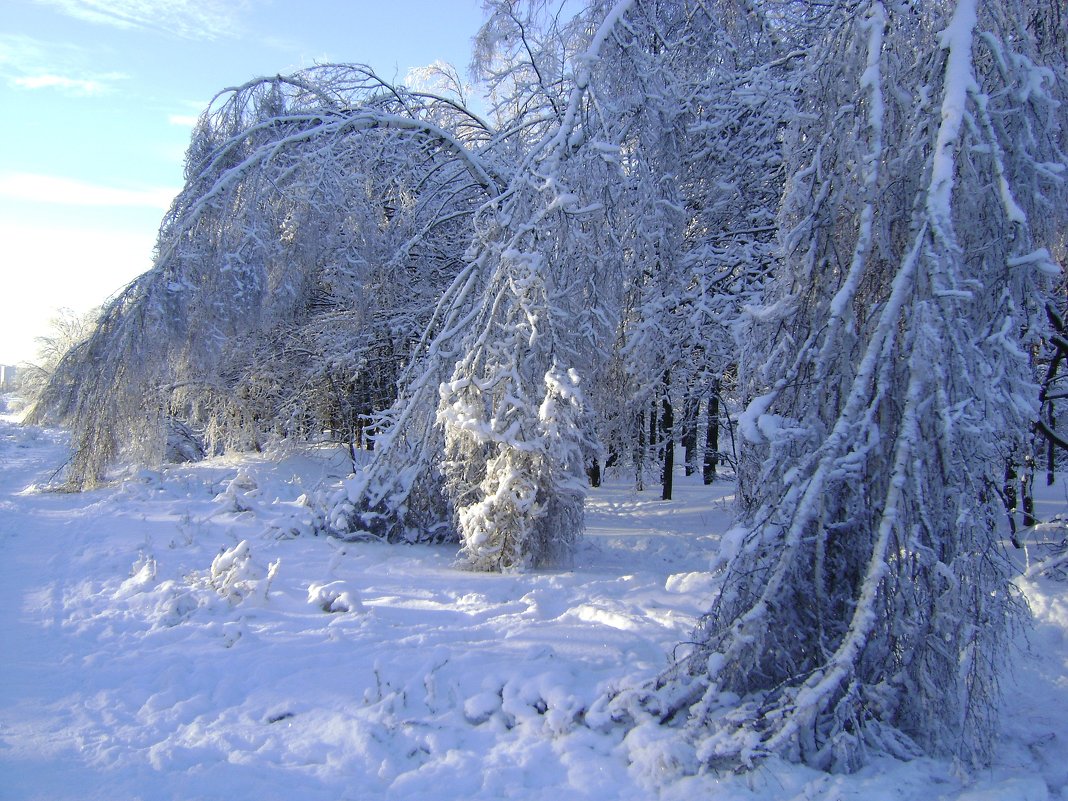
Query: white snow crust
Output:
[[1, 403, 1066, 800]]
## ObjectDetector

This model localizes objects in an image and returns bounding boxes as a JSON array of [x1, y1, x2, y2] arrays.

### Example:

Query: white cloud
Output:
[[32, 0, 251, 41], [0, 173, 178, 210], [168, 113, 201, 127], [12, 73, 121, 95]]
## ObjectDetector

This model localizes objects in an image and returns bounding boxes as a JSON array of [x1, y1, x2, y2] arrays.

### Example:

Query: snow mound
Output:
[[307, 580, 364, 613]]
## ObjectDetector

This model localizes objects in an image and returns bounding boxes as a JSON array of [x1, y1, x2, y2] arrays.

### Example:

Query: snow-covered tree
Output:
[[335, 0, 790, 561], [645, 0, 1066, 770], [34, 66, 498, 487], [604, 0, 792, 494], [334, 2, 632, 560]]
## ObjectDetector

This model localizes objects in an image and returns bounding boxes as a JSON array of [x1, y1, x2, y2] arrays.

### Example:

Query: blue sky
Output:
[[0, 0, 487, 365]]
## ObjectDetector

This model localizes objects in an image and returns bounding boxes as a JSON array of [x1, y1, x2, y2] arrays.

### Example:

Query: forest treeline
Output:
[[28, 0, 1068, 775]]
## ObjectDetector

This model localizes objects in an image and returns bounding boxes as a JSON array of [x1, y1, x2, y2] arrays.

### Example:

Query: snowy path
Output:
[[1, 413, 1067, 800], [0, 423, 147, 795]]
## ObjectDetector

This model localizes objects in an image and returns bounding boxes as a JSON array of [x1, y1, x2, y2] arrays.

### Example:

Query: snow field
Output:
[[1, 412, 1067, 800]]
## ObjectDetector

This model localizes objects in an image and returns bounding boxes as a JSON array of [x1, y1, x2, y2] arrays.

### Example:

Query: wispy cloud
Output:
[[0, 33, 126, 96], [0, 173, 178, 210], [0, 33, 50, 66], [12, 72, 126, 96], [32, 0, 251, 41]]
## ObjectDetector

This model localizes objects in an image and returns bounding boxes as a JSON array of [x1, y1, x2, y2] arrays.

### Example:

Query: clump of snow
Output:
[[114, 552, 158, 599], [737, 391, 776, 443], [622, 720, 699, 788], [664, 571, 716, 596], [206, 539, 279, 605], [213, 470, 259, 513], [307, 580, 364, 614]]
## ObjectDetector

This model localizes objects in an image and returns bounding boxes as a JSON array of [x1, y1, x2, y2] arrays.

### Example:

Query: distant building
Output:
[[0, 365, 17, 391]]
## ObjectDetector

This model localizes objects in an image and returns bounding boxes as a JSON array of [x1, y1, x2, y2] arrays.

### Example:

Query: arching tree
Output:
[[32, 66, 499, 487]]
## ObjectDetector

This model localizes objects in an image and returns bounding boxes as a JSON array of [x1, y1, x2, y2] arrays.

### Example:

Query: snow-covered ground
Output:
[[1, 400, 1066, 800]]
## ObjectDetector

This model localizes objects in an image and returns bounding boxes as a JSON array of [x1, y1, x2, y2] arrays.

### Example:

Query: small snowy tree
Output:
[[433, 2, 634, 568], [444, 359, 592, 570]]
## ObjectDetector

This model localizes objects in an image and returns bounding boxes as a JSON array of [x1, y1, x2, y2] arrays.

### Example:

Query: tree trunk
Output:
[[682, 393, 698, 476], [703, 379, 720, 485], [588, 458, 602, 488], [1048, 406, 1056, 486], [1023, 458, 1036, 527], [634, 409, 646, 492], [662, 371, 674, 501], [648, 399, 659, 461], [1003, 460, 1020, 547], [361, 383, 376, 451]]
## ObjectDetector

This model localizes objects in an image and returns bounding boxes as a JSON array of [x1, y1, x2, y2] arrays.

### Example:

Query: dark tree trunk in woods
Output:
[[662, 371, 673, 501], [682, 395, 699, 476], [1035, 303, 1068, 488], [1004, 461, 1020, 547], [648, 400, 658, 461], [634, 409, 646, 492], [1023, 466, 1036, 528], [703, 379, 720, 485], [1049, 407, 1056, 487], [361, 384, 376, 451], [326, 369, 358, 471]]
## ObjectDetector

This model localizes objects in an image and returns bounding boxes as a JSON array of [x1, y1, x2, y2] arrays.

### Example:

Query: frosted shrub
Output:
[[208, 540, 279, 605]]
